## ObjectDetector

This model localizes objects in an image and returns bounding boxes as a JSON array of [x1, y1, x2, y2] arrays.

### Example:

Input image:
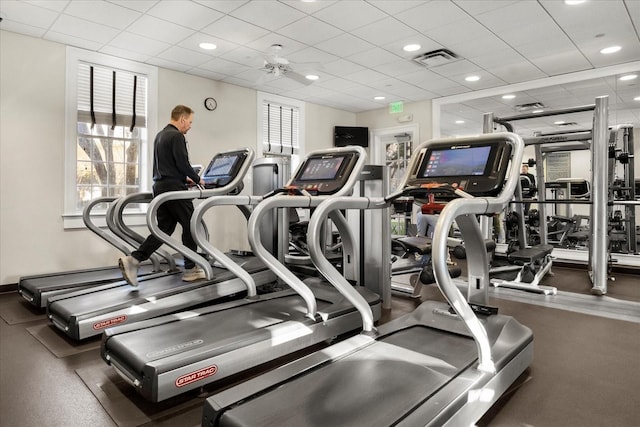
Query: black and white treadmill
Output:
[[202, 133, 534, 427], [46, 147, 277, 340], [100, 146, 382, 402]]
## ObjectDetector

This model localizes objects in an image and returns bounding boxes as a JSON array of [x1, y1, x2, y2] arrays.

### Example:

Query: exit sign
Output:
[[389, 101, 403, 113]]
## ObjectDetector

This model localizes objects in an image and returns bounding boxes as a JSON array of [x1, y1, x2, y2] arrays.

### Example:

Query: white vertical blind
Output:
[[77, 62, 147, 128], [262, 101, 299, 155]]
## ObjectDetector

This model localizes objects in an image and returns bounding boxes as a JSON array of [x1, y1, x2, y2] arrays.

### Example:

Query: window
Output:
[[64, 48, 157, 228], [257, 92, 305, 170]]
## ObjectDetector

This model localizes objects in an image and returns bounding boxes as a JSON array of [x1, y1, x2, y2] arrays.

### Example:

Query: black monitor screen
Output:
[[298, 156, 346, 181], [204, 155, 239, 178], [420, 146, 492, 178]]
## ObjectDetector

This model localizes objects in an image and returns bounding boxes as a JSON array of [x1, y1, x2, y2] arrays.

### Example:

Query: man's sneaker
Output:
[[118, 256, 140, 287], [182, 266, 206, 282]]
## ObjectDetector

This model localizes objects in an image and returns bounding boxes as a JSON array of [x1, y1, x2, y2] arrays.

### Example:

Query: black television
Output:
[[334, 126, 369, 147]]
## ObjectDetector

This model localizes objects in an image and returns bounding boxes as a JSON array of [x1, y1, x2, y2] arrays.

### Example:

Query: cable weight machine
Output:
[[484, 96, 612, 295]]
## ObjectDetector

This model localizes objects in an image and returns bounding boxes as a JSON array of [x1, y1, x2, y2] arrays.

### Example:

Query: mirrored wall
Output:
[[432, 61, 640, 263]]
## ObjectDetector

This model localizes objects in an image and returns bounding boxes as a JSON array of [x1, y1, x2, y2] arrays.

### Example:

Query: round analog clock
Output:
[[204, 97, 217, 111]]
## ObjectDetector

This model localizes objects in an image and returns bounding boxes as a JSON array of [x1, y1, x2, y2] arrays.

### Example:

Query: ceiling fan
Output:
[[258, 44, 316, 85]]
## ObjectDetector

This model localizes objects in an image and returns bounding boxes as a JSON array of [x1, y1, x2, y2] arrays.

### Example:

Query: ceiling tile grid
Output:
[[0, 0, 638, 134]]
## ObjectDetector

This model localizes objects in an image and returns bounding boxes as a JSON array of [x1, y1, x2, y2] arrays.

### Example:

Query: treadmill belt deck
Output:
[[106, 294, 332, 375], [218, 326, 477, 427]]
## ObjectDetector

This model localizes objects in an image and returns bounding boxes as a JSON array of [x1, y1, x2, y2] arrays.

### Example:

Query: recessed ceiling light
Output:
[[403, 44, 421, 52], [554, 120, 566, 125], [465, 75, 480, 82], [564, 0, 585, 5], [199, 42, 217, 50], [600, 45, 621, 54], [502, 94, 516, 100], [455, 120, 465, 124], [305, 74, 319, 81], [533, 109, 544, 113], [619, 74, 637, 81], [634, 96, 640, 102], [374, 96, 385, 100]]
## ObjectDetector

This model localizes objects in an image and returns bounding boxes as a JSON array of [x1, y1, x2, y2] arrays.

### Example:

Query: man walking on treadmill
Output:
[[119, 105, 206, 286]]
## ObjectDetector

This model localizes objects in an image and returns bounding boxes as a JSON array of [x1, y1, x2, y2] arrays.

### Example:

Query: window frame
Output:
[[63, 47, 157, 229]]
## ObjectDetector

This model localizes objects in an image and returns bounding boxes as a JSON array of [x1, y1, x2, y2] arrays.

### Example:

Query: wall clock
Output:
[[204, 97, 217, 111]]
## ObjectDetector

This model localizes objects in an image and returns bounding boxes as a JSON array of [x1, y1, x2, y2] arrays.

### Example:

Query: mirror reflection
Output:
[[435, 69, 640, 265]]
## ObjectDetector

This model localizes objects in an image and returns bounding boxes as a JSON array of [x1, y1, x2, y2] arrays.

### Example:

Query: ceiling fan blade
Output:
[[286, 71, 313, 86]]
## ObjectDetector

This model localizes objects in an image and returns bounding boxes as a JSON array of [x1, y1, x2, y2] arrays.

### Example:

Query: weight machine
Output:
[[484, 96, 611, 295]]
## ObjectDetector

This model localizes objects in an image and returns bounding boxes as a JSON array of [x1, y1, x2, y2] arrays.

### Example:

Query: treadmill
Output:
[[46, 147, 276, 340], [18, 192, 179, 308], [100, 146, 382, 402], [202, 133, 534, 427]]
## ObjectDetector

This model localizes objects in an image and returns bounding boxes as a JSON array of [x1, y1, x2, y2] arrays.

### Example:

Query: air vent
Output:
[[556, 122, 578, 126], [515, 102, 545, 112], [412, 49, 459, 68]]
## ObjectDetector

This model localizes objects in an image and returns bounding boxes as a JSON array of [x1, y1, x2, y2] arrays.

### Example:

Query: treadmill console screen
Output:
[[420, 146, 491, 178], [409, 141, 512, 197], [289, 153, 358, 195], [298, 156, 345, 181], [201, 151, 249, 188]]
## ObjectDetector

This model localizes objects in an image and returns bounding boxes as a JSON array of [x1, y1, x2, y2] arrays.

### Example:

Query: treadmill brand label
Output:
[[92, 315, 128, 330], [175, 365, 218, 387]]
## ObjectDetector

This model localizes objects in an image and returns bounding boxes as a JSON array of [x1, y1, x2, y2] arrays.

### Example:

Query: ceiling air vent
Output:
[[556, 122, 578, 126], [412, 49, 459, 68], [515, 102, 546, 112]]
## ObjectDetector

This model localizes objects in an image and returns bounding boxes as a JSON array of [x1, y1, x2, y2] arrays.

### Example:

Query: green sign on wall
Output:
[[389, 101, 403, 113]]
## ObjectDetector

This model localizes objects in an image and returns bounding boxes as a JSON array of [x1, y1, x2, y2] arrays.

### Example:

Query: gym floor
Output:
[[1, 260, 639, 427]]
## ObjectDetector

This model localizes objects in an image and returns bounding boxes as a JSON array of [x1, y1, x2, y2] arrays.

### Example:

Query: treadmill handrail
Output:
[[82, 196, 132, 256], [247, 145, 369, 320], [310, 133, 524, 372], [147, 148, 255, 279], [191, 194, 264, 297], [110, 192, 172, 271], [430, 133, 524, 374], [247, 195, 323, 319], [307, 196, 385, 332]]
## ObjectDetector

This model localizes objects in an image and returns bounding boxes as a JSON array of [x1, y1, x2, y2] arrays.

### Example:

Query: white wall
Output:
[[357, 99, 433, 143], [0, 31, 355, 287]]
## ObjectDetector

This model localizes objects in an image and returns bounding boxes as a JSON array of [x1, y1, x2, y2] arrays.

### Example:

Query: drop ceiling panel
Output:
[[201, 15, 269, 44], [147, 1, 224, 31], [376, 59, 427, 79], [395, 1, 471, 33], [490, 62, 547, 84], [313, 1, 388, 32], [350, 16, 423, 47], [177, 32, 238, 55], [1, 1, 59, 30], [109, 1, 156, 13], [315, 33, 376, 58], [158, 45, 213, 67], [49, 14, 120, 44], [47, 31, 102, 51], [276, 16, 343, 45], [63, 0, 140, 29], [128, 15, 194, 44], [0, 0, 636, 125], [108, 31, 171, 56], [229, 0, 305, 31], [349, 47, 402, 68], [193, 0, 249, 15]]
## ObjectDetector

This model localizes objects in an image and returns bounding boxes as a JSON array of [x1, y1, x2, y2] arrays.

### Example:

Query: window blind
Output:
[[262, 101, 299, 155], [77, 62, 147, 129]]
